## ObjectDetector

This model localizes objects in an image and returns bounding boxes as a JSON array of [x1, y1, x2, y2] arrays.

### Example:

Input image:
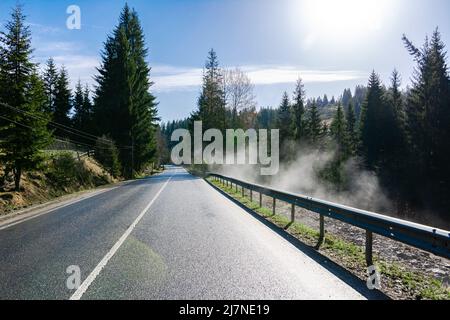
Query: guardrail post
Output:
[[235, 183, 238, 193], [291, 204, 295, 223], [242, 186, 245, 197], [272, 198, 276, 215], [250, 190, 253, 202], [366, 231, 373, 266], [318, 215, 325, 246], [259, 193, 262, 207]]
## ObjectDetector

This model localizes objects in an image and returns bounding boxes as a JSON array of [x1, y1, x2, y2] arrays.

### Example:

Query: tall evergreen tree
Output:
[[72, 80, 84, 125], [306, 99, 322, 144], [330, 104, 351, 161], [345, 101, 357, 154], [193, 49, 226, 132], [353, 85, 367, 119], [341, 88, 352, 108], [53, 66, 72, 134], [359, 71, 386, 170], [403, 29, 450, 208], [42, 57, 58, 115], [72, 81, 93, 143], [94, 4, 159, 177], [326, 104, 351, 189], [330, 96, 336, 105], [292, 78, 306, 141], [382, 69, 409, 205], [277, 92, 293, 143], [323, 94, 329, 106], [386, 70, 407, 159], [82, 85, 93, 131], [0, 5, 51, 190]]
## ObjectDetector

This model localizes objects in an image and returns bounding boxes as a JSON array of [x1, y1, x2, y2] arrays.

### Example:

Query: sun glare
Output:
[[298, 0, 392, 45]]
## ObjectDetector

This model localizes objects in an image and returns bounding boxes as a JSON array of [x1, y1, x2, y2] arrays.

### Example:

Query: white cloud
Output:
[[246, 66, 364, 85], [152, 64, 365, 92], [35, 54, 100, 89], [35, 41, 82, 53], [152, 65, 203, 92]]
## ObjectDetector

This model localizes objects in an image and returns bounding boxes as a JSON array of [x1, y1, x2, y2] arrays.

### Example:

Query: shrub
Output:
[[46, 153, 93, 189], [94, 136, 121, 178]]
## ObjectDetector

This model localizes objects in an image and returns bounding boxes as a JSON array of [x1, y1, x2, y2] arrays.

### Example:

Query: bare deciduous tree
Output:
[[223, 68, 257, 127]]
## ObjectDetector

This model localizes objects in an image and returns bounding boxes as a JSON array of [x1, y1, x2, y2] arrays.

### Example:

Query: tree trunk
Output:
[[13, 165, 22, 192]]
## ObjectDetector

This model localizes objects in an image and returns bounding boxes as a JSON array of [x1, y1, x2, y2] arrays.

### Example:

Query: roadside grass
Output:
[[207, 177, 450, 300]]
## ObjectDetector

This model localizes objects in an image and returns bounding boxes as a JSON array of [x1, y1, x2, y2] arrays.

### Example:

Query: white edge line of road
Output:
[[0, 186, 121, 231], [0, 172, 167, 231], [69, 175, 173, 300]]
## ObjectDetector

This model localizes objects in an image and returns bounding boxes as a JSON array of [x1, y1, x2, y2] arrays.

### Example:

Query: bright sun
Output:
[[298, 0, 392, 45]]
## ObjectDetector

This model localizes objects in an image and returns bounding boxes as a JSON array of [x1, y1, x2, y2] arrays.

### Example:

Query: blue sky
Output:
[[1, 0, 449, 122]]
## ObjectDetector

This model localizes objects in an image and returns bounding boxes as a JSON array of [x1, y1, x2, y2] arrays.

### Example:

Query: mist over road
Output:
[[0, 166, 379, 300]]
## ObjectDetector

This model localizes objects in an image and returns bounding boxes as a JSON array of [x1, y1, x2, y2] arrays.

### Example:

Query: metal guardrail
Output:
[[207, 173, 450, 264]]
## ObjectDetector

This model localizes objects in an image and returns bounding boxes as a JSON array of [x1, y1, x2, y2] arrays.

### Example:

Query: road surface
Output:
[[0, 166, 379, 300]]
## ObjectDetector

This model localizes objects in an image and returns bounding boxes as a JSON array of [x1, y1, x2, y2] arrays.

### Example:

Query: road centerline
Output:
[[69, 175, 173, 300]]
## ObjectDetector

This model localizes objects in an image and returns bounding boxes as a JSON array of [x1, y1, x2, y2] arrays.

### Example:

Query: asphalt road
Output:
[[0, 166, 380, 300]]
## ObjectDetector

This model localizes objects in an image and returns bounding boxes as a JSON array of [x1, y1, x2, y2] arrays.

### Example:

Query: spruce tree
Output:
[[277, 92, 293, 143], [94, 4, 159, 178], [43, 57, 58, 115], [342, 88, 352, 108], [0, 5, 51, 190], [323, 94, 329, 106], [359, 71, 386, 170], [53, 66, 72, 135], [72, 81, 93, 143], [387, 70, 407, 159], [72, 81, 84, 126], [193, 49, 226, 132], [94, 135, 121, 177], [382, 69, 409, 203], [403, 29, 450, 208], [292, 78, 306, 141], [306, 99, 322, 144], [345, 101, 357, 154], [330, 104, 351, 161], [82, 85, 93, 132]]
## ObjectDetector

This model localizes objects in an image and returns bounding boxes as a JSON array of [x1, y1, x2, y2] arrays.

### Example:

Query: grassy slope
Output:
[[0, 155, 117, 215]]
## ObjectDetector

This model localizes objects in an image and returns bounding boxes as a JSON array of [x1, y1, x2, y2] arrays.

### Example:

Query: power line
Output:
[[0, 114, 131, 151], [1, 102, 104, 141], [53, 137, 132, 150], [0, 102, 132, 148], [1, 103, 98, 141], [0, 114, 34, 130]]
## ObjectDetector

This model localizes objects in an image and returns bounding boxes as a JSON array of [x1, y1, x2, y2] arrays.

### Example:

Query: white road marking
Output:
[[69, 175, 172, 300], [0, 187, 120, 231]]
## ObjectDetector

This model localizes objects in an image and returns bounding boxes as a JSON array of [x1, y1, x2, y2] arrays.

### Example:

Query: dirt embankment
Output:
[[0, 156, 117, 216]]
